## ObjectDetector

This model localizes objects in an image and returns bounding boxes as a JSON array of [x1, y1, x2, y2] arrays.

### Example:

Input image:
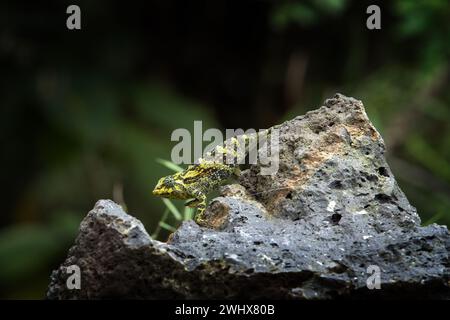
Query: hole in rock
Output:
[[375, 193, 391, 203], [377, 167, 390, 177], [331, 213, 342, 224]]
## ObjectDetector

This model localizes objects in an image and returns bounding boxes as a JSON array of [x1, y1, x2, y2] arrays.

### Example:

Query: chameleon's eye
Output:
[[164, 177, 174, 187]]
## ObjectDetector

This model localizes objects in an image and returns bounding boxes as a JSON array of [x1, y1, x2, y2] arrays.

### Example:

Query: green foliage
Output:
[[0, 212, 79, 296], [0, 79, 218, 297], [162, 198, 183, 221], [272, 0, 348, 29]]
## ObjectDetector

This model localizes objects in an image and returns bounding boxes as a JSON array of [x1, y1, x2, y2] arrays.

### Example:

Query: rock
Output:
[[47, 94, 450, 299]]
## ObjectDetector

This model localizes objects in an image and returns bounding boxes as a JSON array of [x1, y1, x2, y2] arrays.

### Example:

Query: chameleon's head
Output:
[[152, 175, 182, 198]]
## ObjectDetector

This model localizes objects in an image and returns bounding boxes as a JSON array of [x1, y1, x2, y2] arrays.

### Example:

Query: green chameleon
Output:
[[152, 130, 270, 223]]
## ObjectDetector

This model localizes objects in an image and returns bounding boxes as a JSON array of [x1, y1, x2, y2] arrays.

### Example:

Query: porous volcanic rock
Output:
[[47, 94, 450, 299]]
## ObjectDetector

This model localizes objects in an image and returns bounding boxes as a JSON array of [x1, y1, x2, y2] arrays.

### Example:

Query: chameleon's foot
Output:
[[194, 216, 207, 225]]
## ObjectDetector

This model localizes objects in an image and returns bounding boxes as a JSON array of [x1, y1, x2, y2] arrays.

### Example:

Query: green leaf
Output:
[[184, 207, 194, 220], [151, 208, 169, 239], [162, 198, 182, 221], [159, 221, 176, 232], [156, 158, 184, 172], [423, 210, 445, 226]]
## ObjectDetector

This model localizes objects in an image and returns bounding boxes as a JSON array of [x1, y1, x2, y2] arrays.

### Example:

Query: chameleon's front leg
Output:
[[186, 192, 207, 224], [194, 195, 207, 224]]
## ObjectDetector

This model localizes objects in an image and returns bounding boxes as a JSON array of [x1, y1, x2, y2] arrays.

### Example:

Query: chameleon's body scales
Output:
[[153, 130, 269, 223]]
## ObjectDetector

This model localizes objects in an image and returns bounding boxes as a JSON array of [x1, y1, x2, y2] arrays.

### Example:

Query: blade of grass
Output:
[[423, 210, 444, 226], [151, 208, 169, 239], [184, 207, 194, 220], [156, 158, 184, 172], [162, 198, 182, 221], [159, 221, 176, 232]]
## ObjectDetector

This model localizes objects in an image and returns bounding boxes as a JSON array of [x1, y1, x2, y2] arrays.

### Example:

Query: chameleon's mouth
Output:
[[153, 188, 169, 196], [153, 186, 178, 198], [152, 178, 164, 196], [152, 177, 173, 197]]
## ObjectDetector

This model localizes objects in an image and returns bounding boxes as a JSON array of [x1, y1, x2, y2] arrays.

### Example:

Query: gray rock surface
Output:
[[47, 94, 450, 299]]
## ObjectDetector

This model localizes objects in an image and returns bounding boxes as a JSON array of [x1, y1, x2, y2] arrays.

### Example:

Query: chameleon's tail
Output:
[[201, 128, 271, 165]]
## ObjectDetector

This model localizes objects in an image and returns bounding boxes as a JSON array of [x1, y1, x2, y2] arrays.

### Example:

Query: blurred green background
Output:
[[0, 0, 449, 299]]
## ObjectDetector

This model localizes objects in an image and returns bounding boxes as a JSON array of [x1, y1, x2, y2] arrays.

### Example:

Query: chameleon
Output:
[[152, 129, 271, 223]]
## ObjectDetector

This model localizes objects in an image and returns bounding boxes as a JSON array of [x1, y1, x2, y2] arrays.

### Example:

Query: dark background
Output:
[[0, 0, 449, 298]]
